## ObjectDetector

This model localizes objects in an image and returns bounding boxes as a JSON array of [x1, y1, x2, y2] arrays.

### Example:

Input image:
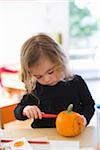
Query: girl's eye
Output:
[[48, 70, 54, 75], [35, 76, 42, 79]]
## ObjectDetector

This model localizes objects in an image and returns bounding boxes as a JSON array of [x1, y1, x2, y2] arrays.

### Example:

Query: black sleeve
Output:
[[14, 94, 38, 120], [77, 75, 95, 125]]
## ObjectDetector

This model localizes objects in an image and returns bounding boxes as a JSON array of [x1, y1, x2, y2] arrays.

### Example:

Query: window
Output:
[[69, 0, 100, 79]]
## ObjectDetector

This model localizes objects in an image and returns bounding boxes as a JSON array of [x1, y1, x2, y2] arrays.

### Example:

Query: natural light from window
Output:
[[69, 0, 100, 80]]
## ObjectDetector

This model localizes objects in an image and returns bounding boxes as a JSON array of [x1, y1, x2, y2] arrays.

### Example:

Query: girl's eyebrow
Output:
[[33, 65, 56, 77]]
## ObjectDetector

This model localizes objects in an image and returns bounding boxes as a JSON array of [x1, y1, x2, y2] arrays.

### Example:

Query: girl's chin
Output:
[[48, 81, 58, 86]]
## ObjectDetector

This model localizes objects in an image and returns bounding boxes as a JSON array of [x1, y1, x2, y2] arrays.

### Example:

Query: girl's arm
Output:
[[77, 75, 95, 125]]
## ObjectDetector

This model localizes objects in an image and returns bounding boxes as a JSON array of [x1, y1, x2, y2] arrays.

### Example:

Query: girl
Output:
[[14, 33, 95, 128]]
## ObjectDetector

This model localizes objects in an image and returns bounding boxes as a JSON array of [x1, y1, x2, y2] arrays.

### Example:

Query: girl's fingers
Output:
[[30, 106, 42, 119], [25, 111, 31, 119], [32, 108, 39, 119], [29, 108, 37, 118], [81, 115, 87, 126], [23, 105, 42, 119], [26, 109, 34, 118], [32, 106, 42, 119], [35, 107, 43, 119]]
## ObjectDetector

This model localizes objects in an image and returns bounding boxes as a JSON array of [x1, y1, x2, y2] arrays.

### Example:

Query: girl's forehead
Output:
[[36, 56, 54, 66], [31, 57, 55, 75]]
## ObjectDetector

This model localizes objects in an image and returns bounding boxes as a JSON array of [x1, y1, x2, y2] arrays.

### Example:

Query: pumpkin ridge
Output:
[[73, 115, 83, 136]]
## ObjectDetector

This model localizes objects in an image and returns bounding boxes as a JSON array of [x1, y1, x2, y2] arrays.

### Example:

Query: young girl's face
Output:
[[31, 57, 63, 86]]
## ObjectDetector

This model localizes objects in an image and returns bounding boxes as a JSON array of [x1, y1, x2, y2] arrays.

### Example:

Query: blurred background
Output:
[[0, 0, 100, 105]]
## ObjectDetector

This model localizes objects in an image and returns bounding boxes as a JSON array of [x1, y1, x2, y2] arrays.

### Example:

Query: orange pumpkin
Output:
[[56, 104, 84, 137]]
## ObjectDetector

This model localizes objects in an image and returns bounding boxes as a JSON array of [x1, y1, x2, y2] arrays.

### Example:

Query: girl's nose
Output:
[[44, 75, 51, 83]]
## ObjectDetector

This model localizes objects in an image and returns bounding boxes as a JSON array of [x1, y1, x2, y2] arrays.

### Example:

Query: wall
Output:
[[0, 1, 69, 66]]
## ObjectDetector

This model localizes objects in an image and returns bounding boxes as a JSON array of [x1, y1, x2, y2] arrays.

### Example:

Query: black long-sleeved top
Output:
[[14, 75, 95, 128]]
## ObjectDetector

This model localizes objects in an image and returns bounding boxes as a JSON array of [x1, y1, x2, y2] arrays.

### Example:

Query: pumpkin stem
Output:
[[67, 104, 73, 113]]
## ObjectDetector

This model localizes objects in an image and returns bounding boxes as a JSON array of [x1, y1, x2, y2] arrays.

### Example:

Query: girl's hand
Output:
[[23, 105, 42, 119], [81, 115, 87, 127], [80, 115, 87, 132]]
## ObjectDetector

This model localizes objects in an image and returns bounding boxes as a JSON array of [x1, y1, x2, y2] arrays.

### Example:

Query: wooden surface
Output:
[[4, 119, 32, 129], [2, 125, 97, 148]]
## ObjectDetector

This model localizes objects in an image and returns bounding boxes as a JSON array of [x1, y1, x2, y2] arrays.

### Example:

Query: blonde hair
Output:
[[20, 33, 72, 93]]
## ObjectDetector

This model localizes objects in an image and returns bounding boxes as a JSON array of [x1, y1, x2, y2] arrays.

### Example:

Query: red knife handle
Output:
[[42, 113, 57, 118]]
